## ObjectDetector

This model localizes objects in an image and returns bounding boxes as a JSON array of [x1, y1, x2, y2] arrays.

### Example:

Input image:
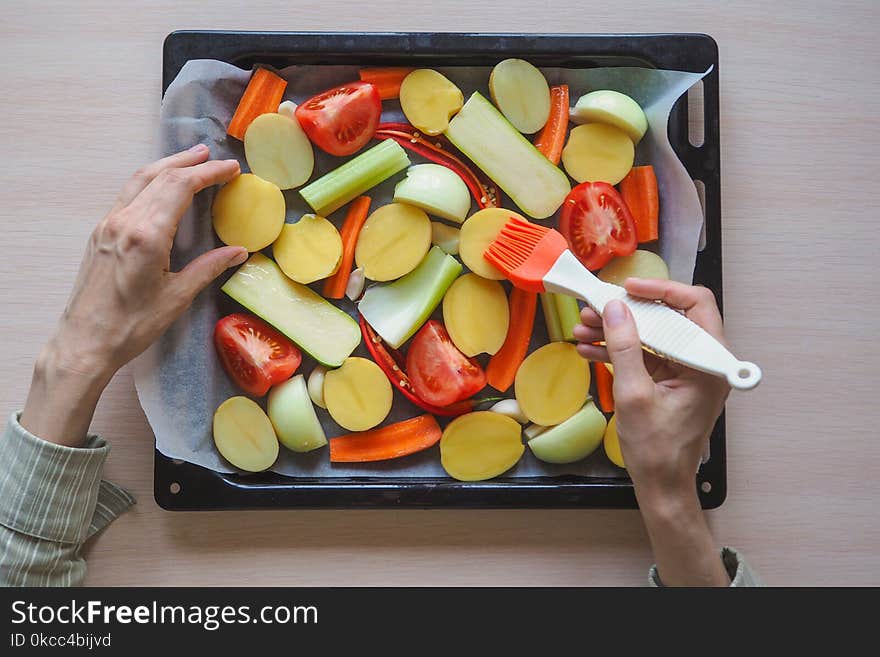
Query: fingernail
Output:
[[230, 250, 248, 267], [189, 143, 207, 152], [225, 159, 240, 166], [604, 300, 627, 327]]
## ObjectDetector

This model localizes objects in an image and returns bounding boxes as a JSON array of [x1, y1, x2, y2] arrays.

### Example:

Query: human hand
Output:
[[21, 146, 247, 446], [573, 278, 732, 585]]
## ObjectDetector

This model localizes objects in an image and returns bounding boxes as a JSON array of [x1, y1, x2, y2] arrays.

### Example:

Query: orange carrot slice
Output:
[[358, 68, 414, 100], [618, 165, 659, 243], [227, 68, 288, 141], [329, 414, 441, 462], [486, 288, 538, 392], [594, 361, 615, 413], [322, 196, 372, 299]]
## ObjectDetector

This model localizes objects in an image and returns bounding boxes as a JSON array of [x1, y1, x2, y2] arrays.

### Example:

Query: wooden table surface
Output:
[[2, 0, 878, 586]]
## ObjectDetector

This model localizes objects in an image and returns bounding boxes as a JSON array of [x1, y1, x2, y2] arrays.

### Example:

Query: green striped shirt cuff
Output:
[[0, 412, 135, 545]]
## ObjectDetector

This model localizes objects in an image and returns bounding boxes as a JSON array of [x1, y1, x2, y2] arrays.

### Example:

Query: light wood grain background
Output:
[[1, 0, 878, 586]]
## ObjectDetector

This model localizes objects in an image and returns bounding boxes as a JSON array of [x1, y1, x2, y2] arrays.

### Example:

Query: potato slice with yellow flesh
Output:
[[323, 357, 393, 432], [598, 250, 669, 286], [515, 342, 590, 425], [244, 112, 314, 190], [604, 414, 625, 468], [440, 411, 524, 481], [355, 203, 432, 281], [459, 208, 528, 280], [399, 69, 464, 136], [212, 173, 285, 252], [273, 214, 343, 284], [443, 273, 509, 356], [213, 396, 279, 472], [489, 58, 551, 134], [562, 123, 634, 185]]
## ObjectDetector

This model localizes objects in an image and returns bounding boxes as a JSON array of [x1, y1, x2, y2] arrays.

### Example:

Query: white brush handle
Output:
[[543, 251, 761, 390]]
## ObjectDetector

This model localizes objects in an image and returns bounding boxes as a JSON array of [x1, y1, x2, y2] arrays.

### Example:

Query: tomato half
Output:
[[406, 320, 487, 407], [214, 313, 302, 397], [295, 81, 381, 156], [559, 182, 637, 271]]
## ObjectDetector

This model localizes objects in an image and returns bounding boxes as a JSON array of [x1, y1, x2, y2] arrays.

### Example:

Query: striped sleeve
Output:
[[649, 547, 763, 587], [0, 412, 135, 587]]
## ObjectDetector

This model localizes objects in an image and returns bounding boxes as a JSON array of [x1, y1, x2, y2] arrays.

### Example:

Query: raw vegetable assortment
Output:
[[207, 61, 669, 480]]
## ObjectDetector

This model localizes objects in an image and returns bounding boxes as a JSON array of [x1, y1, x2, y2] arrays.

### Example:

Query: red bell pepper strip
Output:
[[359, 316, 499, 416], [373, 122, 500, 209], [594, 361, 615, 413]]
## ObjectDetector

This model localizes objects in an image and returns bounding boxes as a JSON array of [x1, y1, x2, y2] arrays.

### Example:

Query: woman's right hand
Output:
[[573, 279, 733, 586]]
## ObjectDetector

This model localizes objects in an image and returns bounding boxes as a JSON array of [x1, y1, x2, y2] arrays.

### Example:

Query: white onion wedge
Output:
[[489, 399, 528, 424]]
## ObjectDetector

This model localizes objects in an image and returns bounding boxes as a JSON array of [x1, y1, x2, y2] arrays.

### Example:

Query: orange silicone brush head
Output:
[[483, 216, 569, 292]]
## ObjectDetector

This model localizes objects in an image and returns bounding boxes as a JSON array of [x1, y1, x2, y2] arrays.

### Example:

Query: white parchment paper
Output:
[[134, 60, 707, 478]]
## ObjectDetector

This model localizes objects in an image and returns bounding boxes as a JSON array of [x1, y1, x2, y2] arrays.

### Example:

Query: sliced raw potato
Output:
[[244, 112, 314, 190], [399, 69, 464, 136], [393, 164, 471, 223], [459, 207, 527, 280], [212, 173, 285, 252], [570, 90, 648, 144], [515, 342, 590, 426], [355, 203, 432, 281], [307, 365, 328, 409], [440, 411, 524, 481], [598, 250, 669, 286], [562, 123, 634, 185], [604, 414, 625, 468], [323, 357, 393, 432], [443, 273, 509, 356], [267, 375, 327, 453], [213, 396, 279, 472], [431, 222, 460, 255], [527, 401, 606, 464], [489, 58, 551, 134], [445, 92, 570, 220], [272, 214, 343, 284]]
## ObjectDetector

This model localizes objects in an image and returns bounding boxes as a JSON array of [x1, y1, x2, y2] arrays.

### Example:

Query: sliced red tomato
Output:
[[559, 181, 637, 271], [406, 320, 487, 407], [214, 313, 302, 397], [295, 81, 381, 156]]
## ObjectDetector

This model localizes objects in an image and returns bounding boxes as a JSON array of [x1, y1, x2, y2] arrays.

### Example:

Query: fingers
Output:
[[576, 343, 609, 362], [602, 299, 654, 404], [579, 306, 602, 328], [127, 158, 241, 234], [623, 278, 725, 340], [114, 145, 211, 211], [572, 323, 603, 344], [173, 246, 249, 304]]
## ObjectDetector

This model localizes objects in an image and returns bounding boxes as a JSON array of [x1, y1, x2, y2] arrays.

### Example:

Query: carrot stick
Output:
[[618, 165, 659, 243], [322, 196, 372, 299], [533, 84, 569, 165], [594, 361, 615, 413], [486, 288, 538, 392], [227, 68, 288, 141], [329, 414, 441, 463], [358, 68, 414, 100]]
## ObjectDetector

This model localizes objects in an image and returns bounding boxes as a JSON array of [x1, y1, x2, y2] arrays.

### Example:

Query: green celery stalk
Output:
[[554, 294, 581, 342], [358, 247, 462, 348], [300, 140, 410, 216], [540, 293, 564, 342]]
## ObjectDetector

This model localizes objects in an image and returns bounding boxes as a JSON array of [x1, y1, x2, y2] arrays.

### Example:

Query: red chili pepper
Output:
[[359, 315, 499, 417], [374, 122, 500, 209]]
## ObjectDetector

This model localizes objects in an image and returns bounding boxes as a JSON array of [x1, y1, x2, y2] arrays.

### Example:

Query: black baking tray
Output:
[[156, 31, 723, 510]]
